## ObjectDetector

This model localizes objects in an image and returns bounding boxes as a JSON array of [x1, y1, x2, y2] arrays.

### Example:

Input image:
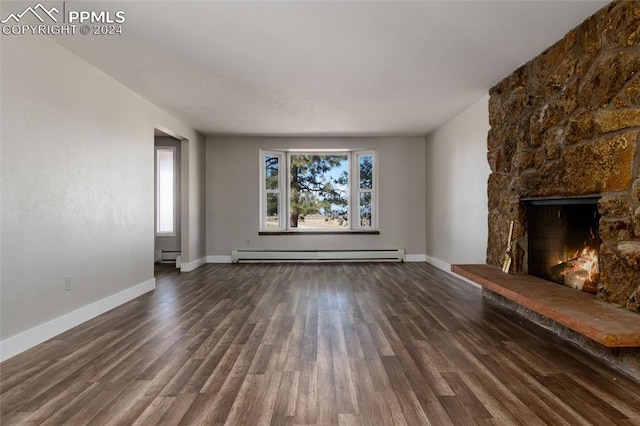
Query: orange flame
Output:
[[567, 247, 599, 282]]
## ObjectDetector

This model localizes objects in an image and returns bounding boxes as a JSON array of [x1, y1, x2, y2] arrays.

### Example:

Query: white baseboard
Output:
[[207, 255, 232, 263], [424, 255, 481, 289], [405, 254, 427, 262], [424, 255, 451, 271], [0, 278, 156, 362], [181, 256, 206, 272]]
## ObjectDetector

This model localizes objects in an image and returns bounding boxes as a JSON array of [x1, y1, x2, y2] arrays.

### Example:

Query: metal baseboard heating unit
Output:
[[155, 250, 181, 263], [231, 248, 405, 263]]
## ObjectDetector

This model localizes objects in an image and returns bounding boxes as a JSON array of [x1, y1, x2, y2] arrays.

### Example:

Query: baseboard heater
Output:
[[155, 250, 181, 263], [231, 248, 405, 263]]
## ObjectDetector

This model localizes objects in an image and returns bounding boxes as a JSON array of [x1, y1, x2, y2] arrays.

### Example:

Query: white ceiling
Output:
[[51, 1, 609, 136]]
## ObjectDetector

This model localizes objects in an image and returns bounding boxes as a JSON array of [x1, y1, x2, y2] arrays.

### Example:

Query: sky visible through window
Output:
[[290, 154, 348, 229]]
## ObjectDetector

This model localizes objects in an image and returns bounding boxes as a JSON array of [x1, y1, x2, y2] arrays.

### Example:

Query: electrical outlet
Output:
[[65, 276, 72, 291]]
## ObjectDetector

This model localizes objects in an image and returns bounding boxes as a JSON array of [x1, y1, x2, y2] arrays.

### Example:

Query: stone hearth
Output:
[[452, 264, 640, 382], [487, 0, 640, 314]]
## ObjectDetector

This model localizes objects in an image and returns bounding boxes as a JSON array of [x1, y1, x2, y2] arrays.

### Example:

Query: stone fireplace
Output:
[[486, 1, 640, 314]]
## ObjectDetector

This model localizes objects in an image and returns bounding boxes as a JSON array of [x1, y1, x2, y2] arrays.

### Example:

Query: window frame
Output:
[[353, 150, 377, 230], [260, 150, 285, 231], [155, 146, 177, 237], [287, 151, 351, 232], [259, 149, 377, 233]]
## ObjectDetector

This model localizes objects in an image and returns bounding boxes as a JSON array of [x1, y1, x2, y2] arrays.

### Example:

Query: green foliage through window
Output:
[[289, 155, 348, 229]]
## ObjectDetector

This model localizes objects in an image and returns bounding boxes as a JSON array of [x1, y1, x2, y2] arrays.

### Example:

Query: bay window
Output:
[[260, 149, 377, 232]]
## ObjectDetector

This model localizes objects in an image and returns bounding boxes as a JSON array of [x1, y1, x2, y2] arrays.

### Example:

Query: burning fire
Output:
[[551, 226, 600, 294], [557, 246, 599, 293], [563, 247, 599, 280]]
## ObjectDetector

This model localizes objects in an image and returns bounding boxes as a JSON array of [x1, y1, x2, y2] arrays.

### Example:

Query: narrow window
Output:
[[261, 151, 285, 230], [156, 147, 176, 235], [355, 151, 375, 229]]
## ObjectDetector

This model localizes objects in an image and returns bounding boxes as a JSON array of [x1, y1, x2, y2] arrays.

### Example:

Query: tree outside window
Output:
[[289, 154, 348, 229]]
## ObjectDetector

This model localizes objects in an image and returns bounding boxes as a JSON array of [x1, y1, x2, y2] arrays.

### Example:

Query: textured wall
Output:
[[1, 32, 205, 343], [487, 1, 640, 312]]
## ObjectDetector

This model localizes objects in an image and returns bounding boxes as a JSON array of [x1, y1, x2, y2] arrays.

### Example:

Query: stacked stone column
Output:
[[487, 1, 640, 313]]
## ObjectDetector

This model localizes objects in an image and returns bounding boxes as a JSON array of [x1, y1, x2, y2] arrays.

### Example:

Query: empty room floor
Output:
[[2, 262, 640, 425]]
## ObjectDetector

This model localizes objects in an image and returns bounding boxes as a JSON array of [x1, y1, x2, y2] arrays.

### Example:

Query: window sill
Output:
[[259, 230, 380, 236]]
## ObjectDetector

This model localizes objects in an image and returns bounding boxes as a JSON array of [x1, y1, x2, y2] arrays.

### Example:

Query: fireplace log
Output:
[[582, 278, 597, 294], [550, 257, 598, 294]]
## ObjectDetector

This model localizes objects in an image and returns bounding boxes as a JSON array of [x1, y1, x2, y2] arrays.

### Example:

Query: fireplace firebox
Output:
[[525, 197, 601, 293]]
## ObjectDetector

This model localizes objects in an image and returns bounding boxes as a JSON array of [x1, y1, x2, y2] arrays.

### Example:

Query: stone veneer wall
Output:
[[487, 1, 640, 313]]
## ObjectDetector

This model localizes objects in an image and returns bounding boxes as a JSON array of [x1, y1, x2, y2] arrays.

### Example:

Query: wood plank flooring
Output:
[[2, 262, 640, 425]]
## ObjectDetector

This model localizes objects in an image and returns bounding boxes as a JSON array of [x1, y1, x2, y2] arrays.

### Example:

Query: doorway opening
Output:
[[154, 128, 183, 273]]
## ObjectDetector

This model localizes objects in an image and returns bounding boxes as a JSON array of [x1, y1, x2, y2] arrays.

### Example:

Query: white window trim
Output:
[[260, 150, 285, 231], [260, 149, 377, 233], [155, 146, 177, 237]]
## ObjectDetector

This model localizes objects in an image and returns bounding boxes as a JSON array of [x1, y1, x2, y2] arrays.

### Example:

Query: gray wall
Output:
[[185, 136, 207, 267], [206, 136, 426, 257], [425, 96, 490, 266], [1, 32, 206, 348]]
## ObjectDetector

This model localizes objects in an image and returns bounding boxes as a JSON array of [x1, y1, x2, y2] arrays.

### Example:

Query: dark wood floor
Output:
[[2, 263, 640, 425]]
